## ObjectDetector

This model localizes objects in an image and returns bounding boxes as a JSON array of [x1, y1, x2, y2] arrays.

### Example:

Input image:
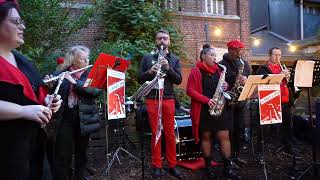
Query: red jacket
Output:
[[186, 67, 211, 143]]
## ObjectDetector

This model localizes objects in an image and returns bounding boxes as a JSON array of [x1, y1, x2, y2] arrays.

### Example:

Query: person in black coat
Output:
[[0, 1, 62, 179], [219, 40, 251, 167], [46, 45, 102, 180]]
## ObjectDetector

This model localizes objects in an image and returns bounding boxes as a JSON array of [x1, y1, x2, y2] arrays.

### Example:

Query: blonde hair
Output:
[[63, 45, 90, 68]]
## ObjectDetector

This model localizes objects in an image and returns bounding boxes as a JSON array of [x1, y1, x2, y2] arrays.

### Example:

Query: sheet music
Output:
[[238, 74, 285, 101], [294, 60, 315, 88]]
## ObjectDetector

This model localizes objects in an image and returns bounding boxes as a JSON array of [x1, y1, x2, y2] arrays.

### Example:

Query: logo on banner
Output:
[[107, 69, 126, 120], [258, 84, 282, 125]]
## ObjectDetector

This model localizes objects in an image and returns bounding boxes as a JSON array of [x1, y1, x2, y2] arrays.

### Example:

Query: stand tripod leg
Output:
[[260, 125, 268, 180], [120, 147, 141, 162], [106, 148, 121, 174]]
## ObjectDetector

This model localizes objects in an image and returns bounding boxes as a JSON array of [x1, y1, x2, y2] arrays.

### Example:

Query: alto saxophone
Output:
[[209, 64, 231, 117], [229, 59, 244, 104]]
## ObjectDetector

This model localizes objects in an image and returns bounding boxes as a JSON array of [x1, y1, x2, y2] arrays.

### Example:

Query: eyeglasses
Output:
[[8, 18, 25, 27], [156, 36, 169, 41]]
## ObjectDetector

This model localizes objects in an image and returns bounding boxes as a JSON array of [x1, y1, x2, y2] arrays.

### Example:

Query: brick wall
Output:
[[67, 0, 250, 89], [172, 0, 250, 88]]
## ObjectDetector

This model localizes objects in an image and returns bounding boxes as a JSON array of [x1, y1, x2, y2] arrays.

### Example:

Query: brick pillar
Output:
[[239, 0, 251, 63]]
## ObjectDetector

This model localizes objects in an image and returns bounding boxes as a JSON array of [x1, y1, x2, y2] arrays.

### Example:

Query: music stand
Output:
[[129, 75, 161, 180], [84, 53, 140, 176], [293, 59, 320, 179], [239, 74, 285, 180]]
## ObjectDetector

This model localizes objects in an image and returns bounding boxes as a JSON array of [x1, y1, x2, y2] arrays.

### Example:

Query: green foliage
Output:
[[99, 0, 184, 96], [175, 88, 190, 106], [18, 0, 99, 75]]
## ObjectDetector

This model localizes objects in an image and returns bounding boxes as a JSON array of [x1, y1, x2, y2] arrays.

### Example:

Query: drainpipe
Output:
[[300, 0, 304, 40]]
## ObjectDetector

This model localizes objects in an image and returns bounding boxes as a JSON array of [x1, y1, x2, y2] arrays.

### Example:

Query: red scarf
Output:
[[0, 56, 47, 104], [67, 65, 86, 108], [268, 63, 282, 74], [267, 62, 289, 103], [196, 61, 219, 74]]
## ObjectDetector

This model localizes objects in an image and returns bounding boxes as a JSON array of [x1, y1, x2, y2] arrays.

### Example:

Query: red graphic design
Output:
[[258, 85, 282, 125], [107, 69, 126, 120]]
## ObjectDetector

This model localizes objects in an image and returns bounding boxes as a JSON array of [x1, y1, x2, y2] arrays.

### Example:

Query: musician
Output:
[[0, 1, 62, 179], [187, 44, 239, 179], [220, 40, 251, 167], [138, 29, 182, 179], [255, 47, 296, 159], [46, 45, 102, 180]]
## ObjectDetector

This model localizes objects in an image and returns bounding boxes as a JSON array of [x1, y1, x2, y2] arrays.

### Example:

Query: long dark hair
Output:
[[0, 1, 19, 24], [200, 44, 213, 61]]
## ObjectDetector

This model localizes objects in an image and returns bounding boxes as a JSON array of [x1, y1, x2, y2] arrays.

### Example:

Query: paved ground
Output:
[[83, 112, 319, 180]]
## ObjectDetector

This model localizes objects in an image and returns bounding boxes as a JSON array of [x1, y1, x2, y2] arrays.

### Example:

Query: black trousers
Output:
[[227, 101, 250, 155], [256, 104, 293, 152], [0, 121, 45, 180], [49, 108, 90, 180]]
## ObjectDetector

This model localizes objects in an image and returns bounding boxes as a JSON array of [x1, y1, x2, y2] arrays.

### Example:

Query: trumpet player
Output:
[[255, 47, 297, 160], [187, 44, 239, 179], [220, 40, 251, 168], [138, 29, 182, 179]]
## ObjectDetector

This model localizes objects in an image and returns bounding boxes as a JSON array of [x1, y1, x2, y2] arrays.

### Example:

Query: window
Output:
[[304, 6, 320, 15], [205, 0, 224, 15]]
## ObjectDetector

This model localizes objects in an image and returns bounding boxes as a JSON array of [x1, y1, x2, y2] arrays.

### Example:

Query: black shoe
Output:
[[223, 159, 241, 180], [234, 157, 247, 166], [85, 166, 96, 175], [206, 166, 217, 179], [152, 168, 162, 178], [168, 167, 182, 179]]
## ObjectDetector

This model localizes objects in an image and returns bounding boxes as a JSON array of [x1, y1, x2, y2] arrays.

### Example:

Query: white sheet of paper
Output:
[[294, 60, 315, 88]]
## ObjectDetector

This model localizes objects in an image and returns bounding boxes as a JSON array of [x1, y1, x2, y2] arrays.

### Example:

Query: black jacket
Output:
[[255, 64, 296, 107], [219, 53, 251, 88], [138, 52, 182, 99], [51, 67, 102, 138]]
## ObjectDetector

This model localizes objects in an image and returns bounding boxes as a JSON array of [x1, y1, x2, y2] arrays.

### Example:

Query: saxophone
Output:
[[209, 64, 231, 117], [229, 59, 244, 104]]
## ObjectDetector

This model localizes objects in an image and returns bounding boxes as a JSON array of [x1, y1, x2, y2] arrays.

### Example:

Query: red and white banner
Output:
[[107, 69, 126, 120], [258, 84, 282, 125]]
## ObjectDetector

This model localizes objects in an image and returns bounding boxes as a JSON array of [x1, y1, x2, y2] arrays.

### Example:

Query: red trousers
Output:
[[145, 98, 176, 168]]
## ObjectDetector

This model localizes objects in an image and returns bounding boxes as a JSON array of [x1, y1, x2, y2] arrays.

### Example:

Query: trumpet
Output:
[[44, 65, 93, 83], [278, 60, 290, 81]]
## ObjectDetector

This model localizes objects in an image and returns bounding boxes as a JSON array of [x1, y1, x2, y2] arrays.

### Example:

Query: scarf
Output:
[[268, 63, 282, 74], [196, 61, 219, 74], [68, 65, 86, 108]]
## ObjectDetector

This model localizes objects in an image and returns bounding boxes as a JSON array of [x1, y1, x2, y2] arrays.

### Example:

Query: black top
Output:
[[199, 70, 230, 132], [255, 64, 296, 107], [0, 51, 45, 179], [219, 53, 251, 88], [51, 67, 102, 138], [138, 52, 182, 99]]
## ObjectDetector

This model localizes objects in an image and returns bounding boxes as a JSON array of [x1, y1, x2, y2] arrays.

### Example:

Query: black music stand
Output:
[[294, 59, 320, 179], [238, 74, 285, 180], [83, 53, 140, 177]]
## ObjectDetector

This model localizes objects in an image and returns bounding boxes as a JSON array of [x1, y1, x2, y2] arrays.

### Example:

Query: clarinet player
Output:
[[138, 29, 182, 179]]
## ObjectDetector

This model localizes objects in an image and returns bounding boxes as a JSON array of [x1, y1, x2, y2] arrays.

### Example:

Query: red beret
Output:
[[227, 40, 245, 49], [56, 57, 64, 65]]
